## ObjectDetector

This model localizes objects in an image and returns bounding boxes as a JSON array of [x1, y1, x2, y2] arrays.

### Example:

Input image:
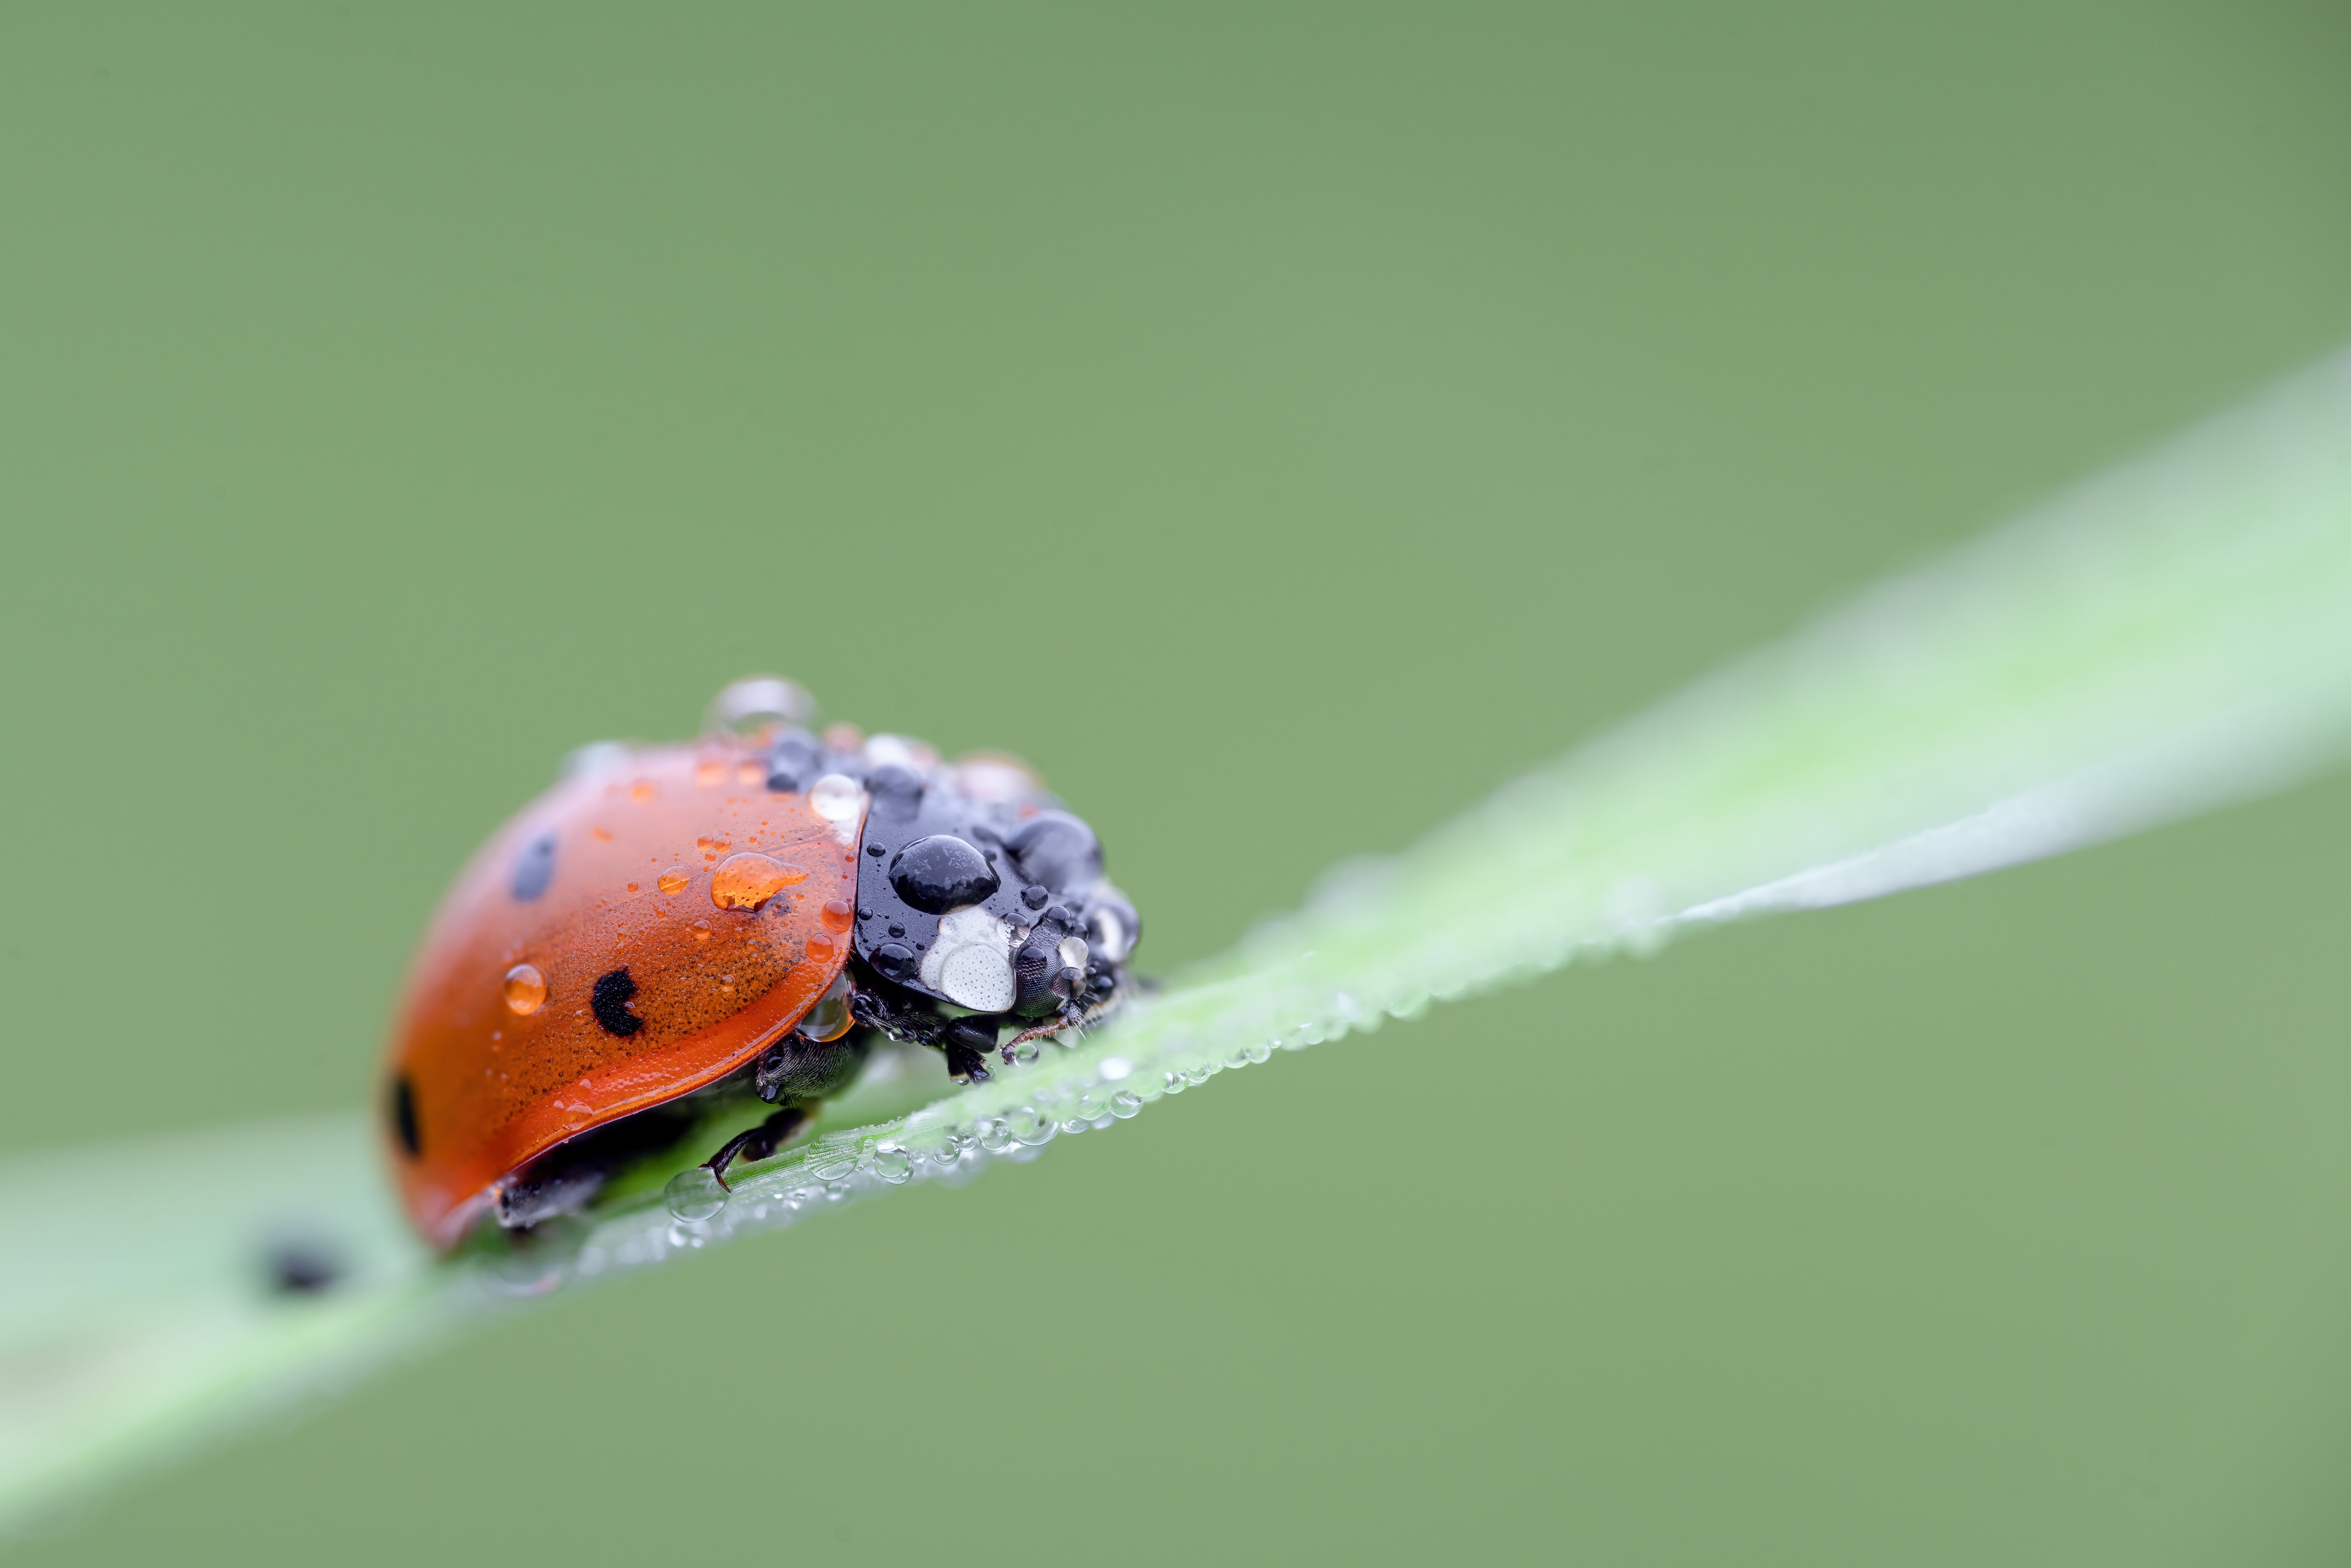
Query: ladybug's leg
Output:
[[996, 973, 1127, 1061], [940, 1018, 996, 1085], [700, 1105, 811, 1190], [849, 982, 996, 1084]]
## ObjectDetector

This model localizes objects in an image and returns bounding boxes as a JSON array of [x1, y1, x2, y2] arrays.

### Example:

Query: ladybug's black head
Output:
[[765, 727, 1139, 1030]]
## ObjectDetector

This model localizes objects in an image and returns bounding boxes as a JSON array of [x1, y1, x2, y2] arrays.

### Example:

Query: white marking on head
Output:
[[920, 904, 1015, 1011], [938, 945, 1016, 1012]]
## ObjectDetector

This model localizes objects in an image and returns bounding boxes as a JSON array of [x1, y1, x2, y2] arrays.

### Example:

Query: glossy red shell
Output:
[[382, 743, 866, 1247]]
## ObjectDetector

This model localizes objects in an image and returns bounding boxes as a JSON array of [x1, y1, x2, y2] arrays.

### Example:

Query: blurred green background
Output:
[[5, 2, 2351, 1561]]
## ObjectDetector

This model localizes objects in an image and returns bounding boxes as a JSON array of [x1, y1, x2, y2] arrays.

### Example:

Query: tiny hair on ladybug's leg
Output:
[[700, 1105, 811, 1190]]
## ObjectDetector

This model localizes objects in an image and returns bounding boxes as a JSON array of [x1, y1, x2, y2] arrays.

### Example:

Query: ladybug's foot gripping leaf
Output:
[[941, 1017, 996, 1084], [700, 1105, 811, 1191]]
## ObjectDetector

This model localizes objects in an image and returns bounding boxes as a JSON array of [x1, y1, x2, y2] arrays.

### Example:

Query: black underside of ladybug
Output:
[[492, 727, 1140, 1234]]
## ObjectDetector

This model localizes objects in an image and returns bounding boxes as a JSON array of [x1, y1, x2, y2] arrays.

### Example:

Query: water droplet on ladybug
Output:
[[809, 773, 864, 823], [665, 1167, 728, 1222], [796, 971, 854, 1042], [889, 835, 999, 914], [503, 963, 547, 1015], [820, 899, 853, 934], [872, 941, 916, 980], [658, 868, 689, 895], [706, 675, 817, 737], [806, 933, 839, 963], [710, 852, 808, 912], [559, 740, 631, 782], [694, 758, 727, 787]]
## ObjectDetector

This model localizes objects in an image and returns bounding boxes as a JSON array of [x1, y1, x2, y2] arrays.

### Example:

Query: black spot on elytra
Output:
[[267, 1242, 341, 1295], [511, 831, 558, 901], [592, 967, 644, 1037], [389, 1074, 421, 1157]]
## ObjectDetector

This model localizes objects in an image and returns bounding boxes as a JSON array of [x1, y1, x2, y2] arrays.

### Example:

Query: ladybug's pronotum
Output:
[[382, 677, 1139, 1248]]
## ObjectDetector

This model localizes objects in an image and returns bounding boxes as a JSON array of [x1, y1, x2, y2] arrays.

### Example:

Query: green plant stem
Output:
[[7, 349, 2350, 1533]]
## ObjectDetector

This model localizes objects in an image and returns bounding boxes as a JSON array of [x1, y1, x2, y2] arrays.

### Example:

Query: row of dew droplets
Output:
[[587, 961, 1423, 1280]]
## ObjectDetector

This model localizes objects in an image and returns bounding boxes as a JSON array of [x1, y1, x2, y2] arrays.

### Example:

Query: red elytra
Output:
[[382, 741, 864, 1248]]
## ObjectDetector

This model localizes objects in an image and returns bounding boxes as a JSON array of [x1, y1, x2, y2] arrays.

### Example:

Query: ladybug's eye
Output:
[[388, 1075, 421, 1158], [1008, 812, 1102, 891]]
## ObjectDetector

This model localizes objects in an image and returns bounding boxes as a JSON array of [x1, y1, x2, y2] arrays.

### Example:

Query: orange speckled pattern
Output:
[[383, 741, 866, 1247]]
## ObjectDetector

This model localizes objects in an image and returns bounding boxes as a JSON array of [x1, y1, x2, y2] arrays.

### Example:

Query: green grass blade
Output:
[[0, 1118, 463, 1531], [7, 348, 2349, 1533]]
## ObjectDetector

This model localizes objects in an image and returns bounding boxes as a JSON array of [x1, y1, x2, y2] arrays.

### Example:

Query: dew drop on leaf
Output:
[[664, 1168, 727, 1223]]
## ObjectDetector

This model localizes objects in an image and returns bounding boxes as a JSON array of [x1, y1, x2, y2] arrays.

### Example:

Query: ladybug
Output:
[[382, 677, 1141, 1249]]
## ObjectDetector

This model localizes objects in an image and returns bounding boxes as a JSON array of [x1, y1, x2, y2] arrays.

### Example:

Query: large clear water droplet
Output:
[[706, 676, 816, 737], [665, 1167, 728, 1222], [795, 970, 856, 1043], [890, 835, 999, 913]]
